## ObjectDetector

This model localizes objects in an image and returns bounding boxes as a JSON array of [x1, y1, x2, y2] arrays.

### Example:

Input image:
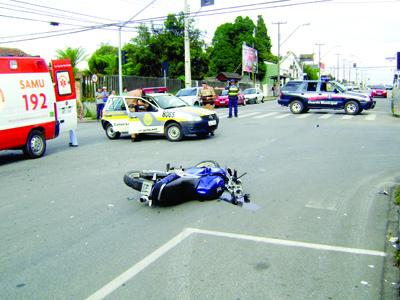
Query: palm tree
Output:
[[55, 47, 87, 77]]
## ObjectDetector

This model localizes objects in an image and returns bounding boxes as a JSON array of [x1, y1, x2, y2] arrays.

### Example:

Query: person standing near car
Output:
[[227, 79, 240, 118], [199, 80, 216, 110], [95, 87, 104, 120]]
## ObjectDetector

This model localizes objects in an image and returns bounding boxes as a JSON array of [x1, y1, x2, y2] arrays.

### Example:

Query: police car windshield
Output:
[[153, 94, 188, 109], [176, 88, 197, 97], [331, 81, 346, 93]]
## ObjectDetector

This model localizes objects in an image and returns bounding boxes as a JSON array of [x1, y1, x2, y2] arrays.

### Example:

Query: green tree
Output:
[[209, 17, 255, 76], [122, 13, 209, 80], [254, 15, 278, 78], [55, 46, 87, 77], [87, 44, 118, 75], [303, 64, 319, 80], [208, 16, 275, 79]]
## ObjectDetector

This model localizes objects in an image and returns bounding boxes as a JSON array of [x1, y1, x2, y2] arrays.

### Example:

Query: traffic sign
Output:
[[91, 74, 98, 83]]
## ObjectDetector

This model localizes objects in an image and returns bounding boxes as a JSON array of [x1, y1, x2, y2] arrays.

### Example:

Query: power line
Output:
[[0, 0, 334, 43], [8, 0, 120, 23]]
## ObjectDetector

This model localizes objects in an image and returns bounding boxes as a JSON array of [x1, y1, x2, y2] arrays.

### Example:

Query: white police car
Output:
[[101, 93, 219, 141]]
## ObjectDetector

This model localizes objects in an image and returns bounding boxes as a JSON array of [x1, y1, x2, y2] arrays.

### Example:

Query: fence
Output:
[[81, 75, 256, 100], [81, 75, 182, 99]]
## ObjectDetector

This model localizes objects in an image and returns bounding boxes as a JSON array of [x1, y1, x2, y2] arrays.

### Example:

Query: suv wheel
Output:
[[289, 100, 304, 114], [344, 101, 360, 115]]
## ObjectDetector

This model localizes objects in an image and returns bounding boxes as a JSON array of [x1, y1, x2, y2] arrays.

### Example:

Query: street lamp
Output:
[[274, 22, 310, 94]]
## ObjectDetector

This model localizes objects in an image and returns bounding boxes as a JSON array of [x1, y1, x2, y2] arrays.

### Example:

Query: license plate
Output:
[[208, 120, 217, 126], [141, 180, 153, 196]]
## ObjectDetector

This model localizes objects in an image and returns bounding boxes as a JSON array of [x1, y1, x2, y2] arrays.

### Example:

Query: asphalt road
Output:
[[1, 98, 400, 299]]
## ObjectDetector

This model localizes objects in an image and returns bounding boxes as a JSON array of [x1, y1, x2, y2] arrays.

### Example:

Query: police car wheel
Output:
[[345, 101, 360, 115], [105, 123, 121, 140], [289, 100, 304, 114], [166, 123, 183, 142], [23, 130, 46, 159]]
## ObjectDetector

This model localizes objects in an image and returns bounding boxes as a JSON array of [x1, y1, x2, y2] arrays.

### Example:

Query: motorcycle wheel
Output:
[[123, 171, 145, 191], [195, 160, 220, 168]]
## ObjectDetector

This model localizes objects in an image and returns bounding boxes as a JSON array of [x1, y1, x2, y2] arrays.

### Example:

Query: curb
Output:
[[382, 184, 400, 299]]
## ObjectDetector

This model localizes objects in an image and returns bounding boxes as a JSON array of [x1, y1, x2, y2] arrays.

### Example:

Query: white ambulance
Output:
[[0, 57, 77, 158]]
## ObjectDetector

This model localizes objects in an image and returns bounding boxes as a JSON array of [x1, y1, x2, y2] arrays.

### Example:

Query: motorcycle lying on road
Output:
[[123, 161, 250, 207]]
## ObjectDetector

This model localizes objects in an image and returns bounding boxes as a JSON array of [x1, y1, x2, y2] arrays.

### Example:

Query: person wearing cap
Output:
[[95, 87, 104, 120], [101, 86, 109, 105], [199, 80, 216, 110], [227, 79, 240, 118]]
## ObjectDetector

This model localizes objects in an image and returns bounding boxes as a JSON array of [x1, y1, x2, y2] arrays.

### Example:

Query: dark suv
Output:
[[278, 80, 375, 115]]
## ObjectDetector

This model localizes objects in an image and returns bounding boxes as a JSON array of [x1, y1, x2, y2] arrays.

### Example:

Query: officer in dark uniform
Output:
[[227, 79, 240, 118]]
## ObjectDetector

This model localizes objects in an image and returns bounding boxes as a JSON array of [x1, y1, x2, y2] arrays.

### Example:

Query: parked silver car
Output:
[[243, 88, 264, 104]]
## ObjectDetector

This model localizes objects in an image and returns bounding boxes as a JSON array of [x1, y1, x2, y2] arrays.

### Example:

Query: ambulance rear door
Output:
[[51, 59, 77, 133]]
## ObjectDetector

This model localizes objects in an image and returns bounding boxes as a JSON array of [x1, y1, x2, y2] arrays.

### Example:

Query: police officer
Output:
[[227, 79, 240, 118]]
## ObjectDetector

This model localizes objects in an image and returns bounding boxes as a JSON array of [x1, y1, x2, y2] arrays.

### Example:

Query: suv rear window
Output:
[[282, 81, 304, 92]]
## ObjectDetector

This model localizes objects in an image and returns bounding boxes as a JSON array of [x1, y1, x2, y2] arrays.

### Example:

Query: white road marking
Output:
[[305, 200, 337, 211], [85, 228, 193, 300], [253, 112, 279, 119], [319, 114, 333, 119], [296, 114, 312, 119], [189, 228, 386, 257], [274, 113, 292, 119], [365, 114, 376, 121], [342, 115, 354, 120], [237, 112, 261, 118], [86, 227, 385, 300]]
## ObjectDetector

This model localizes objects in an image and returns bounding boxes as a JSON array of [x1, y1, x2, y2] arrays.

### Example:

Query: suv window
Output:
[[282, 81, 304, 92], [306, 82, 318, 92]]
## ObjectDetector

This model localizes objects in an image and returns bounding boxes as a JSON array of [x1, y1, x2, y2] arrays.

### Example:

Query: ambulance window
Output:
[[9, 60, 18, 69], [56, 71, 72, 96]]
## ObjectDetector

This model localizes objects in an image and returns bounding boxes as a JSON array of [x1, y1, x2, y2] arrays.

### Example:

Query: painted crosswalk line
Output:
[[342, 115, 354, 120], [319, 114, 333, 119], [237, 112, 261, 118], [296, 114, 312, 119], [253, 112, 279, 119], [365, 114, 376, 121], [274, 113, 292, 119]]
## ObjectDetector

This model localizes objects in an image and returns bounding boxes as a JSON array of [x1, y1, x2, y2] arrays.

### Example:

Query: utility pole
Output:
[[315, 43, 324, 79], [335, 53, 341, 81], [184, 0, 192, 88], [117, 0, 156, 94], [273, 21, 286, 94], [342, 59, 346, 82]]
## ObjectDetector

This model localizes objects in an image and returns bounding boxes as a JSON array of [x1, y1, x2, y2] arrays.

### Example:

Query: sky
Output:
[[1, 0, 399, 84]]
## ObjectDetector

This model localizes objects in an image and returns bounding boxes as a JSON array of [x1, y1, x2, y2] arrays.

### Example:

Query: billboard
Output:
[[242, 44, 258, 73]]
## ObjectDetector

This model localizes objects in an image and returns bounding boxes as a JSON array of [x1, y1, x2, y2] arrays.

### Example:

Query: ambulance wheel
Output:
[[195, 160, 220, 168], [166, 123, 183, 142], [105, 123, 121, 140], [23, 130, 46, 159], [123, 171, 144, 191], [344, 101, 360, 115]]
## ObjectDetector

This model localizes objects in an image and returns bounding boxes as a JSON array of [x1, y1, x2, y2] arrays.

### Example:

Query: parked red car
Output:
[[369, 85, 387, 98], [214, 90, 246, 107]]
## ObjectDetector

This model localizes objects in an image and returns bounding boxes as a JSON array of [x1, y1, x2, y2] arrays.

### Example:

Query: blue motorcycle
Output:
[[123, 161, 250, 207]]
